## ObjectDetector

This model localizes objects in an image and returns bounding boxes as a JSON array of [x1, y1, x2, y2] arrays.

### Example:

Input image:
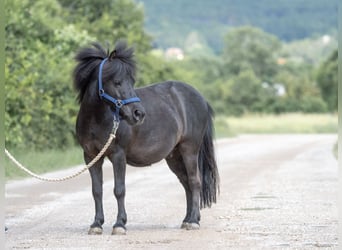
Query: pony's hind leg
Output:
[[178, 143, 201, 230], [166, 148, 199, 230], [85, 153, 105, 235]]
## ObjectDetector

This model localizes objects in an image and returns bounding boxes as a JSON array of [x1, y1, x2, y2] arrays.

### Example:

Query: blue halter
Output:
[[98, 58, 141, 121]]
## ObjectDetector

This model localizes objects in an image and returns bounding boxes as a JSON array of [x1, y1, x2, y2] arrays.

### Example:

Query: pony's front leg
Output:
[[85, 154, 105, 235], [109, 149, 127, 235]]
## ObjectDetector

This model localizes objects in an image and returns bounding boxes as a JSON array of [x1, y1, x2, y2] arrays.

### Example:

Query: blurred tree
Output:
[[58, 0, 151, 53], [222, 26, 281, 81], [224, 69, 277, 115], [316, 50, 337, 112], [5, 0, 152, 150], [57, 0, 115, 23], [136, 52, 183, 87], [273, 63, 327, 113], [5, 0, 94, 150]]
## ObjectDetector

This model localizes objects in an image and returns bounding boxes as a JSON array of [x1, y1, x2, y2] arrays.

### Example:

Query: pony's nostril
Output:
[[134, 109, 145, 121]]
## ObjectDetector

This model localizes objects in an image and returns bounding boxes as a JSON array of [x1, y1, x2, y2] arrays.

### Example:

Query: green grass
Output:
[[5, 146, 84, 180], [215, 113, 337, 138]]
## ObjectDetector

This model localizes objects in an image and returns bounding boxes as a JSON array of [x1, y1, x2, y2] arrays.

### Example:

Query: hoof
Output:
[[181, 222, 189, 229], [181, 222, 200, 230], [112, 226, 126, 235], [88, 227, 103, 235]]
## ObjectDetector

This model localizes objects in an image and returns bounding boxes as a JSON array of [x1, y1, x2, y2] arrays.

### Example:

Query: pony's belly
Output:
[[126, 159, 153, 167], [126, 144, 173, 167], [126, 157, 162, 167]]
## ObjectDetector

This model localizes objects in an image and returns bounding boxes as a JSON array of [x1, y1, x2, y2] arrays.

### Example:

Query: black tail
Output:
[[198, 105, 220, 209]]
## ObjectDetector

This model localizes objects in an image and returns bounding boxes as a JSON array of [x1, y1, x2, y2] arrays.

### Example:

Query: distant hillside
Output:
[[136, 0, 338, 53]]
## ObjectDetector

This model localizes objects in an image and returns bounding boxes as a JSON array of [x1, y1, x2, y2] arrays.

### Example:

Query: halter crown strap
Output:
[[98, 58, 141, 121]]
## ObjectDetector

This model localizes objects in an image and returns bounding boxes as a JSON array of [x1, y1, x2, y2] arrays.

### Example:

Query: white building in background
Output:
[[165, 47, 184, 60], [274, 83, 286, 96], [262, 82, 286, 96]]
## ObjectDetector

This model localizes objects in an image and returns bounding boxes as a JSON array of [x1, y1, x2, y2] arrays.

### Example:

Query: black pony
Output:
[[74, 41, 219, 235]]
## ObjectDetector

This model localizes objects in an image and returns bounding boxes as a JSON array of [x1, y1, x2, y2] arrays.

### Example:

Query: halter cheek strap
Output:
[[98, 58, 141, 121]]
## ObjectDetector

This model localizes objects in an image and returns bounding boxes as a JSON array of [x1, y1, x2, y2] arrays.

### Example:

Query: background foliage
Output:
[[5, 0, 337, 151], [138, 0, 337, 52]]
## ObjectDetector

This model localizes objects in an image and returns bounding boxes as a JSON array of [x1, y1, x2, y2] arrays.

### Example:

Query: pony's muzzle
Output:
[[120, 102, 145, 125]]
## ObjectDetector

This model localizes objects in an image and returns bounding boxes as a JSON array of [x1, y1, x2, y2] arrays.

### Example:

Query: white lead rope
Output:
[[5, 122, 118, 182]]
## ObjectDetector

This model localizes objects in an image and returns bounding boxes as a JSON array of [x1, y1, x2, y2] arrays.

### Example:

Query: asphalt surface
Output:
[[5, 134, 338, 249]]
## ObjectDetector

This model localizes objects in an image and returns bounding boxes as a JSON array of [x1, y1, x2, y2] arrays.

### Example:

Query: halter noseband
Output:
[[98, 58, 141, 121]]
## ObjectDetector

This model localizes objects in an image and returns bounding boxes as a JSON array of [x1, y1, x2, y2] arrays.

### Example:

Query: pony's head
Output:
[[74, 41, 145, 125]]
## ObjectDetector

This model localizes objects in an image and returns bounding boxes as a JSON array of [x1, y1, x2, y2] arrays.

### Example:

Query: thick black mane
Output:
[[73, 41, 136, 103]]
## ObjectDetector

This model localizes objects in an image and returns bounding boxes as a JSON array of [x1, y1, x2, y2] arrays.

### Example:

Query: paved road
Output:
[[5, 134, 338, 249]]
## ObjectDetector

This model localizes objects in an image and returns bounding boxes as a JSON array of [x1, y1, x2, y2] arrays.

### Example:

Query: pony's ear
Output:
[[109, 50, 116, 60]]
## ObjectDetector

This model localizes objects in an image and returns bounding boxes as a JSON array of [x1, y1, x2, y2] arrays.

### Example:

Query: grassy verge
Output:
[[5, 147, 84, 180], [215, 113, 337, 138]]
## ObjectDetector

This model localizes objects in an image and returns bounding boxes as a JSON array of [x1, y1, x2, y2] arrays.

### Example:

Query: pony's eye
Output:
[[114, 81, 121, 87]]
